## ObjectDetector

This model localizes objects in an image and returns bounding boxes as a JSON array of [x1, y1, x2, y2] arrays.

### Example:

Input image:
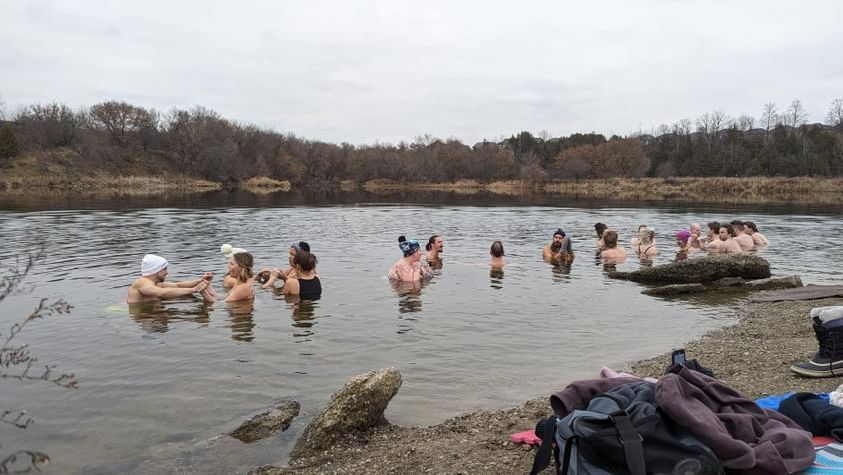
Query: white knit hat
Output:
[[141, 254, 168, 276], [220, 243, 247, 259]]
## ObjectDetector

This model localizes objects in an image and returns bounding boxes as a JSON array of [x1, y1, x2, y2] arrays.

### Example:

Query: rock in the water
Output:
[[608, 254, 770, 284], [230, 401, 300, 443], [290, 368, 402, 460], [641, 283, 706, 296], [712, 277, 746, 287], [744, 275, 803, 291]]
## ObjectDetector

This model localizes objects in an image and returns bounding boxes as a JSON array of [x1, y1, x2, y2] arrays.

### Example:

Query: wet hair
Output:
[[293, 251, 318, 272], [640, 229, 655, 245], [233, 252, 254, 283], [490, 240, 504, 258], [603, 230, 619, 248], [720, 224, 736, 237], [595, 223, 607, 238], [290, 241, 311, 253], [745, 221, 758, 232], [707, 221, 720, 234], [425, 235, 440, 251]]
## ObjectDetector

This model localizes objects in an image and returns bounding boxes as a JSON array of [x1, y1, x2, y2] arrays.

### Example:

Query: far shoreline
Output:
[[1, 175, 842, 206]]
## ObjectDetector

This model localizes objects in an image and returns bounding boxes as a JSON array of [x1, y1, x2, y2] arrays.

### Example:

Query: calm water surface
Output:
[[0, 192, 840, 473]]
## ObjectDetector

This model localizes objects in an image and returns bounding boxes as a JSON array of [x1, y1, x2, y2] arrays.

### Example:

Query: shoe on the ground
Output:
[[791, 317, 843, 378]]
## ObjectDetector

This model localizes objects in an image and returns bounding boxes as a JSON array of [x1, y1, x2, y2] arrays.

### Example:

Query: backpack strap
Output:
[[530, 416, 558, 475], [614, 413, 646, 475], [560, 435, 575, 474]]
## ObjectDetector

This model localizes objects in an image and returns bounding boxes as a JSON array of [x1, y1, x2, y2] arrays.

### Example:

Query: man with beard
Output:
[[127, 254, 213, 303], [717, 224, 744, 255], [543, 228, 574, 263]]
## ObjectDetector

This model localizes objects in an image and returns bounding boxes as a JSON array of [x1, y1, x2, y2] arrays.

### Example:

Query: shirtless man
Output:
[[689, 223, 704, 249], [702, 221, 721, 252], [388, 236, 434, 282], [425, 235, 444, 269], [744, 221, 770, 247], [127, 254, 212, 304], [595, 223, 608, 251], [600, 230, 628, 263], [730, 220, 755, 252], [717, 225, 744, 255], [543, 228, 574, 262]]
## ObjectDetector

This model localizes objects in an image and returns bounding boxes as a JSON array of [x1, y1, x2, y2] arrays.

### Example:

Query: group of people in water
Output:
[[126, 242, 322, 304], [596, 219, 771, 264], [127, 219, 770, 303]]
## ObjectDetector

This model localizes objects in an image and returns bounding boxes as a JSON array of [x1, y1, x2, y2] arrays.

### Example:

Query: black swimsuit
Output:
[[298, 276, 322, 300]]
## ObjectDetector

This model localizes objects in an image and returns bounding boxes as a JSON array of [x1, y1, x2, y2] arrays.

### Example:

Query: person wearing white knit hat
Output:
[[127, 254, 214, 304]]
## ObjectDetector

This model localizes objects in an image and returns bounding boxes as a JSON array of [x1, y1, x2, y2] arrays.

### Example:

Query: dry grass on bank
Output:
[[0, 174, 221, 196], [361, 177, 843, 204], [239, 176, 291, 193]]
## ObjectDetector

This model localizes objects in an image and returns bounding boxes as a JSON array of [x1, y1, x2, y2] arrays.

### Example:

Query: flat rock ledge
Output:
[[609, 254, 771, 284], [288, 367, 402, 461], [230, 401, 300, 443], [641, 283, 706, 296]]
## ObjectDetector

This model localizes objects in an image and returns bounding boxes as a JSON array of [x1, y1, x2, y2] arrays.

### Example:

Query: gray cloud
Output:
[[2, 0, 841, 144]]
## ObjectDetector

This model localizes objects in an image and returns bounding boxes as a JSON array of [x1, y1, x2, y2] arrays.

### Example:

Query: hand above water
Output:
[[202, 272, 214, 281]]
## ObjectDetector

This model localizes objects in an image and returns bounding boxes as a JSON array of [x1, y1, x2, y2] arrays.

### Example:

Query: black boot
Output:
[[790, 317, 843, 378]]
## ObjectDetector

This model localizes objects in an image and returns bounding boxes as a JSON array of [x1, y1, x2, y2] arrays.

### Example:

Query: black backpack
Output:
[[530, 381, 723, 475]]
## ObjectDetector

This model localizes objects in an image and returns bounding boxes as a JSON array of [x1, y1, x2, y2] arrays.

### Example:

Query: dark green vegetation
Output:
[[1, 98, 842, 184]]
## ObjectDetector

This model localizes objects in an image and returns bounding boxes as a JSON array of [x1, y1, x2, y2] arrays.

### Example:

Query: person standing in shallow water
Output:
[[489, 240, 505, 268], [543, 228, 574, 264], [425, 235, 444, 269], [388, 236, 434, 282], [127, 254, 213, 304]]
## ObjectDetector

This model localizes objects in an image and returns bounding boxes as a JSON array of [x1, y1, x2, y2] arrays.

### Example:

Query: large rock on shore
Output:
[[743, 275, 803, 291], [290, 368, 402, 460], [230, 401, 300, 443], [608, 254, 770, 284]]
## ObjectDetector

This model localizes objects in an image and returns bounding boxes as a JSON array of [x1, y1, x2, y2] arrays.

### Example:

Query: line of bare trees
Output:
[[1, 98, 842, 183]]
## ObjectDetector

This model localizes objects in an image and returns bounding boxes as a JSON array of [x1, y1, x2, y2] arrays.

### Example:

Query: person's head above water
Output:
[[594, 223, 607, 238], [425, 235, 443, 253], [288, 241, 311, 265], [675, 230, 691, 244], [293, 251, 318, 272], [229, 252, 254, 283], [603, 231, 619, 249], [141, 254, 168, 277], [490, 240, 504, 258], [398, 236, 421, 257]]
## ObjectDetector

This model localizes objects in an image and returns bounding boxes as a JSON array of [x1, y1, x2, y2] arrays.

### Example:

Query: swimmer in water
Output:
[[425, 235, 444, 269], [388, 236, 434, 282], [600, 230, 628, 263], [127, 254, 213, 304], [206, 252, 255, 303], [744, 221, 770, 247], [490, 240, 505, 268], [543, 228, 574, 263]]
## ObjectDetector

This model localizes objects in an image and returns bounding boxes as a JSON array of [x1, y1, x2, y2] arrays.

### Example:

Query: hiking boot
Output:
[[790, 317, 843, 378]]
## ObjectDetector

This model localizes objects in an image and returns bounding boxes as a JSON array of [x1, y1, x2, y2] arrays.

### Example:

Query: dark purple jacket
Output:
[[551, 368, 814, 474]]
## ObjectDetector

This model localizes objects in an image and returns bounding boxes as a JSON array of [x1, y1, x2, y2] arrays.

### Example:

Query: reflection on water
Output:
[[550, 261, 573, 282], [128, 299, 211, 333], [392, 280, 427, 334], [489, 267, 504, 289], [225, 300, 256, 342]]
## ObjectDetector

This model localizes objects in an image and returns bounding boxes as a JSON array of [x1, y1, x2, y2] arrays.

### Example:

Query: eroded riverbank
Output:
[[275, 296, 843, 474]]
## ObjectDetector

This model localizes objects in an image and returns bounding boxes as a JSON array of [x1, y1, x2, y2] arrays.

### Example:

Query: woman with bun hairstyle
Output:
[[206, 252, 255, 303]]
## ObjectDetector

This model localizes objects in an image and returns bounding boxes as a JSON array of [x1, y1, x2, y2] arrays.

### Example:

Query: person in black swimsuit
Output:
[[282, 251, 321, 300]]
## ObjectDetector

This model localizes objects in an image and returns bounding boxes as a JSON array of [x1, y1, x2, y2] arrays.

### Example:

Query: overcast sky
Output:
[[2, 0, 842, 144]]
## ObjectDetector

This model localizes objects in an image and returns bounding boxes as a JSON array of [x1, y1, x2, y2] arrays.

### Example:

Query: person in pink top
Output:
[[730, 220, 755, 252], [718, 224, 744, 254]]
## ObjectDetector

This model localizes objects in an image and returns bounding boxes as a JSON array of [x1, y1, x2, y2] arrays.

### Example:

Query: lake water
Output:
[[1, 191, 840, 473]]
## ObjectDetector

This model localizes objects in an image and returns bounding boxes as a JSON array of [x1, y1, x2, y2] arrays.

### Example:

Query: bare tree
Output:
[[737, 115, 755, 132], [90, 101, 156, 148], [1, 251, 76, 473], [760, 102, 779, 133], [826, 98, 843, 127], [783, 98, 808, 128]]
